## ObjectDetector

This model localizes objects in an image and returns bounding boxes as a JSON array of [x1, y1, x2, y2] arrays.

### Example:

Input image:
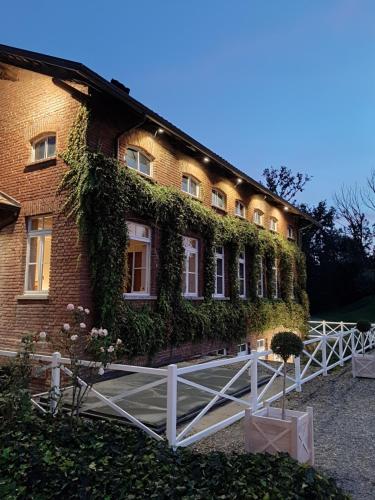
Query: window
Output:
[[216, 348, 227, 356], [237, 343, 248, 356], [257, 339, 265, 352], [253, 209, 264, 226], [288, 225, 295, 239], [32, 135, 56, 161], [25, 215, 52, 293], [125, 147, 152, 176], [182, 174, 200, 198], [125, 222, 151, 295], [214, 246, 225, 297], [182, 237, 198, 296], [235, 200, 246, 218], [270, 217, 278, 232], [211, 188, 226, 210], [238, 250, 246, 298], [272, 258, 281, 299], [257, 256, 264, 298]]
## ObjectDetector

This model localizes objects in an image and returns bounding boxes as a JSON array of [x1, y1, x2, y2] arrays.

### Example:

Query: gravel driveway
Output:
[[193, 364, 375, 499]]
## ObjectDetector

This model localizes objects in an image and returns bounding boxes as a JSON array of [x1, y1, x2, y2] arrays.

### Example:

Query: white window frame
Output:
[[181, 174, 200, 198], [237, 343, 248, 357], [32, 134, 56, 162], [257, 338, 265, 352], [125, 222, 151, 296], [125, 147, 152, 177], [182, 236, 199, 297], [211, 188, 226, 210], [270, 217, 278, 232], [257, 255, 264, 298], [288, 225, 295, 239], [214, 246, 225, 298], [238, 250, 246, 298], [272, 258, 280, 299], [253, 209, 264, 226], [24, 215, 52, 294], [235, 200, 246, 218]]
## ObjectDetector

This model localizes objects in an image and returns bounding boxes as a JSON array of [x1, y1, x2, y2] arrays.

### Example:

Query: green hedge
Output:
[[0, 415, 348, 500]]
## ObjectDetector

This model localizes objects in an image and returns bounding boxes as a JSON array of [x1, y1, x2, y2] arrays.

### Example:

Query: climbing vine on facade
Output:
[[60, 106, 309, 357]]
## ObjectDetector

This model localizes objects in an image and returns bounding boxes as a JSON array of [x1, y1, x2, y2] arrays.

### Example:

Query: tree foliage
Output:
[[261, 166, 312, 203]]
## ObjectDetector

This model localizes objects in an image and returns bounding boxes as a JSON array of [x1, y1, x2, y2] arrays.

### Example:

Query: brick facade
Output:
[[0, 57, 304, 364]]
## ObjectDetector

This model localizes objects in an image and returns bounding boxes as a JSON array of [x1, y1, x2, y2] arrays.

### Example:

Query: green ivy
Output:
[[60, 106, 309, 355]]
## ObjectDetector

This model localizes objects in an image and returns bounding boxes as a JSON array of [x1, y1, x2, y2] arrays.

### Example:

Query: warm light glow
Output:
[[203, 156, 210, 163], [157, 128, 164, 134], [237, 178, 242, 184], [284, 206, 289, 211]]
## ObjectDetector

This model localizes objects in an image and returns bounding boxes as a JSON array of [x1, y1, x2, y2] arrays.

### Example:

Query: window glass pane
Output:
[[42, 235, 51, 291], [239, 280, 245, 296], [239, 262, 244, 279], [34, 139, 46, 161], [47, 136, 56, 157], [216, 246, 223, 255], [30, 217, 43, 231], [126, 253, 133, 293], [216, 258, 223, 276], [43, 217, 53, 230], [188, 273, 196, 293], [27, 264, 38, 291], [139, 153, 150, 175], [188, 253, 196, 273], [29, 237, 40, 263], [182, 176, 189, 193], [216, 276, 223, 295], [127, 240, 149, 293], [190, 179, 198, 197], [135, 224, 150, 239], [126, 149, 138, 170]]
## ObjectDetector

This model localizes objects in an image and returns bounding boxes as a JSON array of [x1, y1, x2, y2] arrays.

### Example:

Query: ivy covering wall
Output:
[[60, 106, 309, 358]]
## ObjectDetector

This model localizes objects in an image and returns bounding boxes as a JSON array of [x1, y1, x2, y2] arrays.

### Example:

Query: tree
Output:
[[261, 166, 312, 203]]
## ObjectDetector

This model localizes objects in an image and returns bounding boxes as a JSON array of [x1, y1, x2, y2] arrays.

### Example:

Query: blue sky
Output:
[[2, 0, 375, 206]]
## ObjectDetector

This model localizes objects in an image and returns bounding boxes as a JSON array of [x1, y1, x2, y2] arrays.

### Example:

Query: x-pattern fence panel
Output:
[[0, 320, 374, 448]]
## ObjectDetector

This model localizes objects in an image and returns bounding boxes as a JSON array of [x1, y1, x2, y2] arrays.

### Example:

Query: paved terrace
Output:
[[193, 362, 375, 500]]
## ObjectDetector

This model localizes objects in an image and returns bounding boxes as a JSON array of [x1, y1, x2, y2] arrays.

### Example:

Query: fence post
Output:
[[322, 320, 327, 336], [166, 364, 177, 449], [339, 322, 344, 366], [351, 328, 356, 358], [322, 335, 328, 376], [250, 350, 258, 412], [50, 351, 61, 415], [295, 355, 301, 392]]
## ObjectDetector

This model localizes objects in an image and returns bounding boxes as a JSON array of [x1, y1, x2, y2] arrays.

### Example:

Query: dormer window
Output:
[[253, 209, 264, 226], [270, 217, 278, 232], [182, 174, 200, 198], [32, 135, 56, 161], [125, 147, 152, 176], [212, 188, 226, 210], [235, 200, 246, 218], [288, 225, 295, 239]]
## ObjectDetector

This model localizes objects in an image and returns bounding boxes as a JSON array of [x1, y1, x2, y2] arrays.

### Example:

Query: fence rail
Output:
[[0, 320, 374, 448]]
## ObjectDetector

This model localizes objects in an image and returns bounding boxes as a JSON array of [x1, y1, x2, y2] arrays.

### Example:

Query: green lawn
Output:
[[312, 295, 375, 322]]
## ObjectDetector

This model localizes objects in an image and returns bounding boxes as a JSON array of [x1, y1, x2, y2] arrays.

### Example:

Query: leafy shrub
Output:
[[356, 320, 372, 333], [0, 415, 348, 499]]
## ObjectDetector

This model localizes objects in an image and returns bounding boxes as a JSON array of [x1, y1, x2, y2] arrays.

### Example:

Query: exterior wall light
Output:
[[203, 157, 210, 163]]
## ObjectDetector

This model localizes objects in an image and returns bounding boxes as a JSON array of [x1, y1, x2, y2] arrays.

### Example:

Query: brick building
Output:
[[0, 45, 316, 364]]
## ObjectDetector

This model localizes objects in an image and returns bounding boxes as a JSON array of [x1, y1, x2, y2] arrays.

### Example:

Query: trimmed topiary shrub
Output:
[[271, 331, 304, 419], [0, 414, 348, 499]]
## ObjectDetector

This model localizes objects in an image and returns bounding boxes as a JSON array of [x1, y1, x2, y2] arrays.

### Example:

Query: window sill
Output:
[[24, 157, 57, 173], [17, 294, 49, 301], [125, 165, 156, 183], [123, 294, 157, 300], [183, 296, 204, 300], [182, 192, 202, 202], [213, 296, 230, 301], [235, 214, 246, 220], [212, 205, 227, 214]]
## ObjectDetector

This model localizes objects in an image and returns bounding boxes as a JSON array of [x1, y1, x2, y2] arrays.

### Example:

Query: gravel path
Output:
[[193, 364, 375, 499]]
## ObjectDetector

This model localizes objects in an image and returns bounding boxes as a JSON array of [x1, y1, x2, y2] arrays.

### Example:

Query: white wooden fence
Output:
[[0, 320, 374, 448]]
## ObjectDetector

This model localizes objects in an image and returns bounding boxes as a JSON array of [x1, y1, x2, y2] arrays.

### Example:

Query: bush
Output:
[[356, 320, 372, 333], [0, 415, 348, 499]]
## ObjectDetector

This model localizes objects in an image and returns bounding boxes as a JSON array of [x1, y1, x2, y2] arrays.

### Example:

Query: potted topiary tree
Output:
[[244, 331, 314, 465], [352, 320, 375, 378]]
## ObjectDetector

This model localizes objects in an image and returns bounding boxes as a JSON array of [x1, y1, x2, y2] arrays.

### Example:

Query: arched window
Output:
[[182, 174, 200, 198], [32, 134, 56, 161], [235, 200, 246, 218], [125, 147, 152, 176], [212, 188, 226, 210], [253, 209, 264, 226], [270, 217, 278, 232]]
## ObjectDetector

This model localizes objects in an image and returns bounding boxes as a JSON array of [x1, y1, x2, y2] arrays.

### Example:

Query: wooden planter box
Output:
[[352, 354, 375, 378], [244, 406, 314, 465]]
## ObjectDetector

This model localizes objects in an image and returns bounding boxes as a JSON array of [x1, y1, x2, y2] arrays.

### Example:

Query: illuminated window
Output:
[[25, 215, 52, 293], [125, 222, 151, 295], [257, 256, 265, 298], [212, 188, 226, 210], [214, 246, 225, 297], [238, 250, 246, 298], [270, 217, 278, 232], [32, 135, 56, 161], [235, 200, 246, 218], [257, 339, 265, 352], [182, 236, 198, 296], [253, 209, 264, 226], [182, 175, 200, 198], [125, 147, 152, 176]]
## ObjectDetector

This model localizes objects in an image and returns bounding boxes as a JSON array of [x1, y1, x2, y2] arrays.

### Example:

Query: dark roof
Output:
[[0, 43, 318, 226]]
